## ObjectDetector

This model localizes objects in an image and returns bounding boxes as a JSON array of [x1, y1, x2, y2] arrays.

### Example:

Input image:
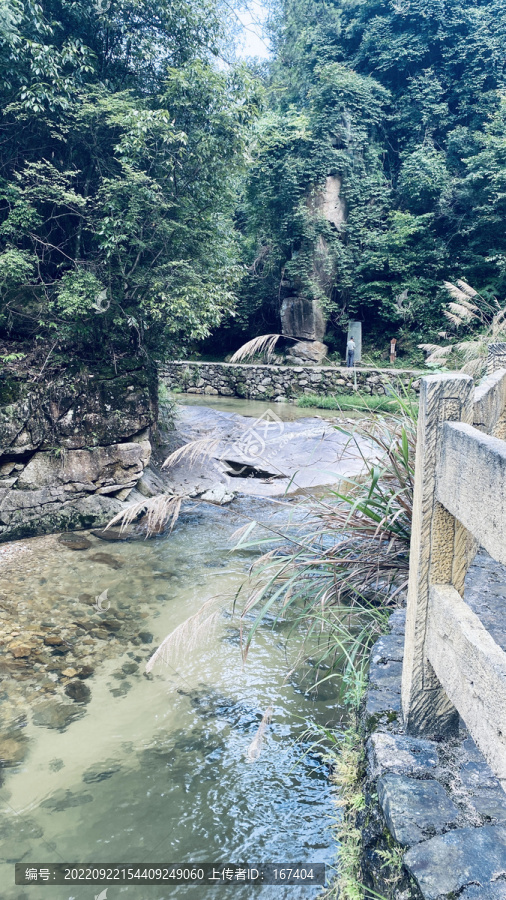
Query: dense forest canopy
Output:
[[1, 0, 506, 362], [230, 0, 506, 355], [0, 0, 258, 360]]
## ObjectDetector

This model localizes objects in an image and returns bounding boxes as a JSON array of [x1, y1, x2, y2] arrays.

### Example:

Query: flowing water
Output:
[[176, 393, 361, 422], [0, 492, 345, 900]]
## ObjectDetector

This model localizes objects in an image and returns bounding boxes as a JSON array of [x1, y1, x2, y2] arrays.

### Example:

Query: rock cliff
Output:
[[0, 362, 157, 541]]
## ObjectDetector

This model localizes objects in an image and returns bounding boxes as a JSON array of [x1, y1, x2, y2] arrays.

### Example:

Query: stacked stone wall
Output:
[[161, 361, 420, 401]]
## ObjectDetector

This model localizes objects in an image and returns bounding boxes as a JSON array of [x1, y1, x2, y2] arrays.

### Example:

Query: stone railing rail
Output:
[[402, 346, 506, 788]]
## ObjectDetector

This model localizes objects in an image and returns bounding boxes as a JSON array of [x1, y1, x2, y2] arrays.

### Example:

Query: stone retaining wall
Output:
[[161, 361, 420, 401], [360, 551, 506, 900]]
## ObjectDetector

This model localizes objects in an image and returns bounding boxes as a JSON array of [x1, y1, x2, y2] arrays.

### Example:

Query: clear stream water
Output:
[[0, 401, 346, 900]]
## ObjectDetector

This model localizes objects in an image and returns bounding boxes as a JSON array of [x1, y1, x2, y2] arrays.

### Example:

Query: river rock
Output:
[[0, 735, 29, 766], [121, 661, 139, 675], [61, 667, 78, 678], [44, 635, 63, 646], [64, 680, 91, 703], [32, 699, 82, 730], [199, 483, 236, 505], [91, 526, 146, 542], [88, 551, 124, 569], [58, 534, 92, 550], [138, 631, 153, 644], [40, 789, 93, 811], [8, 641, 32, 658], [82, 759, 122, 783], [78, 665, 94, 679]]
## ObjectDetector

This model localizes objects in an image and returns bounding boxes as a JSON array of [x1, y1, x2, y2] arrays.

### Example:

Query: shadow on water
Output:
[[0, 497, 344, 899]]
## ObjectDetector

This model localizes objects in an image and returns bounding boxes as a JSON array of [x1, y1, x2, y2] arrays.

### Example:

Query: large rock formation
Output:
[[281, 176, 346, 363], [0, 362, 157, 541]]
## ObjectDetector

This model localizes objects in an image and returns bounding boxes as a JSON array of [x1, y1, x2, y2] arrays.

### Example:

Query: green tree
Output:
[[0, 0, 258, 358], [230, 0, 506, 349]]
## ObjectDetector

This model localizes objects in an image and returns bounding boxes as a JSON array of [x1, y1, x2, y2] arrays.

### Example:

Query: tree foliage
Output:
[[0, 0, 259, 359], [234, 0, 506, 348]]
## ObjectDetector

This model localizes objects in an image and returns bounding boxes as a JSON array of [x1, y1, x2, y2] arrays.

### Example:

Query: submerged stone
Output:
[[64, 680, 91, 703], [88, 551, 124, 569], [40, 789, 93, 811], [92, 526, 146, 542], [58, 534, 92, 550], [0, 734, 29, 766], [377, 774, 459, 846], [32, 699, 82, 730], [83, 759, 122, 783], [138, 631, 153, 644]]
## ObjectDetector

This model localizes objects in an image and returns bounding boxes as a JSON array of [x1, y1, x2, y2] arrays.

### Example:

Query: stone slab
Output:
[[371, 632, 405, 663], [377, 774, 458, 846], [365, 687, 401, 723], [369, 657, 403, 691], [367, 732, 439, 779], [404, 824, 506, 900], [459, 737, 506, 823], [459, 885, 506, 900]]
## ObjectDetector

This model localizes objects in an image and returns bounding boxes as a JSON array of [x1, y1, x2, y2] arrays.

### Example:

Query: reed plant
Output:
[[233, 391, 416, 695], [420, 279, 506, 377]]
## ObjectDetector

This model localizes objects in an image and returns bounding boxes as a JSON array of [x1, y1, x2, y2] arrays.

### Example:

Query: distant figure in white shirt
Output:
[[346, 336, 356, 368]]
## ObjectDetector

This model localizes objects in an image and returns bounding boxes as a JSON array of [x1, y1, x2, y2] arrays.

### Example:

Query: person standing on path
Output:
[[346, 336, 356, 368]]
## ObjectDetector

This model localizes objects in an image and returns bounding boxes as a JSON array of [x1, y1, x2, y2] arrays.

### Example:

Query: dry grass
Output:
[[107, 492, 187, 535], [229, 333, 283, 363], [420, 280, 506, 377], [145, 596, 223, 673]]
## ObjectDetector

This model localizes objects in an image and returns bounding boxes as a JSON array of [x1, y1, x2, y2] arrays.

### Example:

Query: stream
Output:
[[0, 400, 347, 900]]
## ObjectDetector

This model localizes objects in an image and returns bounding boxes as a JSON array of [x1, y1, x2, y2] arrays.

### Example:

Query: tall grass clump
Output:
[[233, 392, 416, 695], [420, 279, 506, 377], [297, 392, 406, 415]]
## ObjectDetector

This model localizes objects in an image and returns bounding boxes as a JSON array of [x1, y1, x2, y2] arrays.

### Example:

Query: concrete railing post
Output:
[[401, 373, 474, 737], [487, 343, 506, 374]]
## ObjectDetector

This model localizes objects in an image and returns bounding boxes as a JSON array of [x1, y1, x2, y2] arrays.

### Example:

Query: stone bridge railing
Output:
[[402, 346, 506, 787]]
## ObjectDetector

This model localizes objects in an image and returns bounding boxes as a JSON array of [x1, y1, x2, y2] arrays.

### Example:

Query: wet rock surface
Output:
[[377, 775, 459, 846], [0, 362, 157, 542], [361, 552, 506, 899], [164, 404, 376, 498]]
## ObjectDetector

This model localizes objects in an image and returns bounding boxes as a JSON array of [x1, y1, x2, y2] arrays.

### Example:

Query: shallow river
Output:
[[0, 463, 345, 900]]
